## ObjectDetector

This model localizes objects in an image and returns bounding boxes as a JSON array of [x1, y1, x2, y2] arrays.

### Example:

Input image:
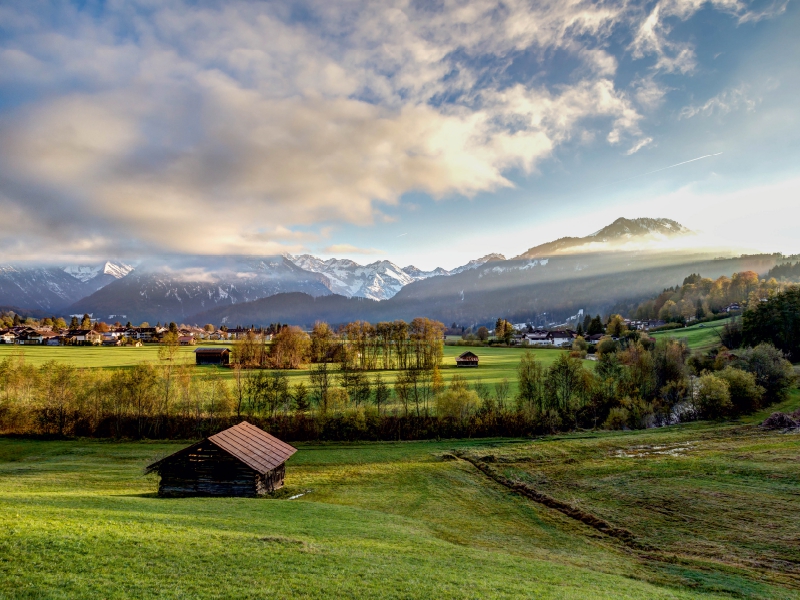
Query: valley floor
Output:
[[1, 412, 799, 599]]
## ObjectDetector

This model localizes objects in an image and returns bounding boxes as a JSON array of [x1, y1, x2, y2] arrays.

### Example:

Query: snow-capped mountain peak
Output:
[[449, 253, 506, 274], [285, 253, 506, 300], [103, 261, 135, 279], [63, 265, 103, 283], [63, 261, 135, 283]]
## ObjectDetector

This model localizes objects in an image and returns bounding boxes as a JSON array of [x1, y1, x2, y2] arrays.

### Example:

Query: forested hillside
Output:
[[191, 252, 781, 327]]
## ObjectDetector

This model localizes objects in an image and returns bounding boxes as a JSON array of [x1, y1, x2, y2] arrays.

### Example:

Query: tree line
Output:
[[1, 291, 796, 439], [632, 271, 788, 323], [0, 316, 793, 440], [232, 317, 446, 371]]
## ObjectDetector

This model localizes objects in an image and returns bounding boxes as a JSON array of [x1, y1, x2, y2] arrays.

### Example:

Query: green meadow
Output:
[[1, 408, 799, 599], [650, 318, 733, 351], [0, 344, 575, 396]]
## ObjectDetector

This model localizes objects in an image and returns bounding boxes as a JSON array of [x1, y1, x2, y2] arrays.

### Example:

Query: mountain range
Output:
[[0, 261, 133, 313], [284, 253, 505, 301], [0, 217, 779, 326]]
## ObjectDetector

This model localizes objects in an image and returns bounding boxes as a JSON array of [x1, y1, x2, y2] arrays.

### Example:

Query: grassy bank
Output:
[[650, 318, 732, 351], [1, 418, 798, 598]]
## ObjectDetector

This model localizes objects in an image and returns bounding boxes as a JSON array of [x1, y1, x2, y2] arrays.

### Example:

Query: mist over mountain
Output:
[[0, 218, 781, 326], [189, 248, 778, 329], [285, 253, 505, 301], [517, 218, 693, 259]]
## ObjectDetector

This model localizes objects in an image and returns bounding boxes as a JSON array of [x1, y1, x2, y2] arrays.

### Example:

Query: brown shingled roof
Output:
[[208, 421, 296, 474], [145, 421, 296, 475]]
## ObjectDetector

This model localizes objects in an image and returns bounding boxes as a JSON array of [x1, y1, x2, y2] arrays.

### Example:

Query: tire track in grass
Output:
[[453, 451, 647, 550]]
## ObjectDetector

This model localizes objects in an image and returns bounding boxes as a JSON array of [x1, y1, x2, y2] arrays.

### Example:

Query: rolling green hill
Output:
[[1, 415, 798, 599]]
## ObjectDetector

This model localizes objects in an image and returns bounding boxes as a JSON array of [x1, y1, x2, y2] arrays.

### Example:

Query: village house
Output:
[[64, 330, 103, 346], [547, 330, 574, 347], [126, 326, 165, 342], [15, 330, 45, 345], [226, 327, 253, 340]]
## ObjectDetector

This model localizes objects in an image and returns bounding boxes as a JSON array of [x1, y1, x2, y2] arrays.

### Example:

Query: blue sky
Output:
[[0, 0, 797, 269]]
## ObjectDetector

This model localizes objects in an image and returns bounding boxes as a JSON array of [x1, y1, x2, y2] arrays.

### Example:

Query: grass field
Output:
[[0, 344, 576, 396], [650, 318, 732, 351], [1, 405, 799, 599]]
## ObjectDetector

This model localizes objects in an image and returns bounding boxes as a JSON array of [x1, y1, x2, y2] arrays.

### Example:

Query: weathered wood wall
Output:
[[156, 441, 284, 497]]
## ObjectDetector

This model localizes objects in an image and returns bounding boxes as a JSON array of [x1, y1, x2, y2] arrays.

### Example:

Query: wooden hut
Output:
[[194, 347, 231, 365], [455, 351, 479, 367], [145, 422, 296, 497]]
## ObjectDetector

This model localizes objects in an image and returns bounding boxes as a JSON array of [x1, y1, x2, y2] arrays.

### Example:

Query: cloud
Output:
[[0, 0, 780, 259], [626, 137, 654, 155], [679, 84, 758, 119], [323, 244, 384, 255]]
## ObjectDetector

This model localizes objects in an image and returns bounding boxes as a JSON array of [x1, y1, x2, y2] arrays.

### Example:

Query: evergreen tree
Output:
[[587, 315, 604, 336]]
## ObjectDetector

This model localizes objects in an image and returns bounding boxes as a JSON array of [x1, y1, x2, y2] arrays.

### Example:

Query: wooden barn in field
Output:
[[145, 422, 296, 497], [194, 347, 231, 366], [455, 351, 479, 367]]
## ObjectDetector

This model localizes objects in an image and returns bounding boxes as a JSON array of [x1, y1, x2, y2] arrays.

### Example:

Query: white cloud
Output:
[[0, 0, 780, 259], [323, 244, 384, 255], [679, 84, 758, 119], [626, 137, 654, 155]]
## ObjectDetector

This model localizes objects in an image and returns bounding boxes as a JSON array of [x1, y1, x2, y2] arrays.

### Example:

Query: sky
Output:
[[0, 0, 798, 270]]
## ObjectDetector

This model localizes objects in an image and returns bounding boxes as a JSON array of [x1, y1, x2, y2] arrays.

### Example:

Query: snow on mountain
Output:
[[103, 261, 135, 279], [63, 265, 103, 283], [449, 253, 506, 275], [285, 253, 507, 300], [0, 265, 110, 312], [63, 261, 135, 283], [401, 265, 449, 279], [68, 255, 331, 323]]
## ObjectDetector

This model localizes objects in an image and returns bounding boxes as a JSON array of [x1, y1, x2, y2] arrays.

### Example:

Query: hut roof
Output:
[[457, 351, 479, 360], [194, 347, 230, 355], [145, 421, 296, 475]]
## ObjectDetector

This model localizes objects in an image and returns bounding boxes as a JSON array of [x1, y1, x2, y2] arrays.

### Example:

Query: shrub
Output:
[[603, 407, 629, 430], [694, 373, 732, 419], [435, 388, 479, 421], [596, 336, 618, 355], [733, 343, 795, 404], [716, 367, 764, 415]]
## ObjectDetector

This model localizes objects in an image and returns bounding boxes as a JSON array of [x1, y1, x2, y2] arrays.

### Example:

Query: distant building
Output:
[[547, 331, 574, 347], [195, 347, 231, 366], [455, 351, 479, 367], [64, 330, 102, 346]]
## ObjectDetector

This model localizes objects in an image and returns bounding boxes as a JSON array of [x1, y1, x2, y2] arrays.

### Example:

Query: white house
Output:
[[547, 331, 574, 347]]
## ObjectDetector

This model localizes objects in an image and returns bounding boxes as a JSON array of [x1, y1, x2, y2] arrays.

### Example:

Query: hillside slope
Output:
[[189, 253, 781, 327]]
